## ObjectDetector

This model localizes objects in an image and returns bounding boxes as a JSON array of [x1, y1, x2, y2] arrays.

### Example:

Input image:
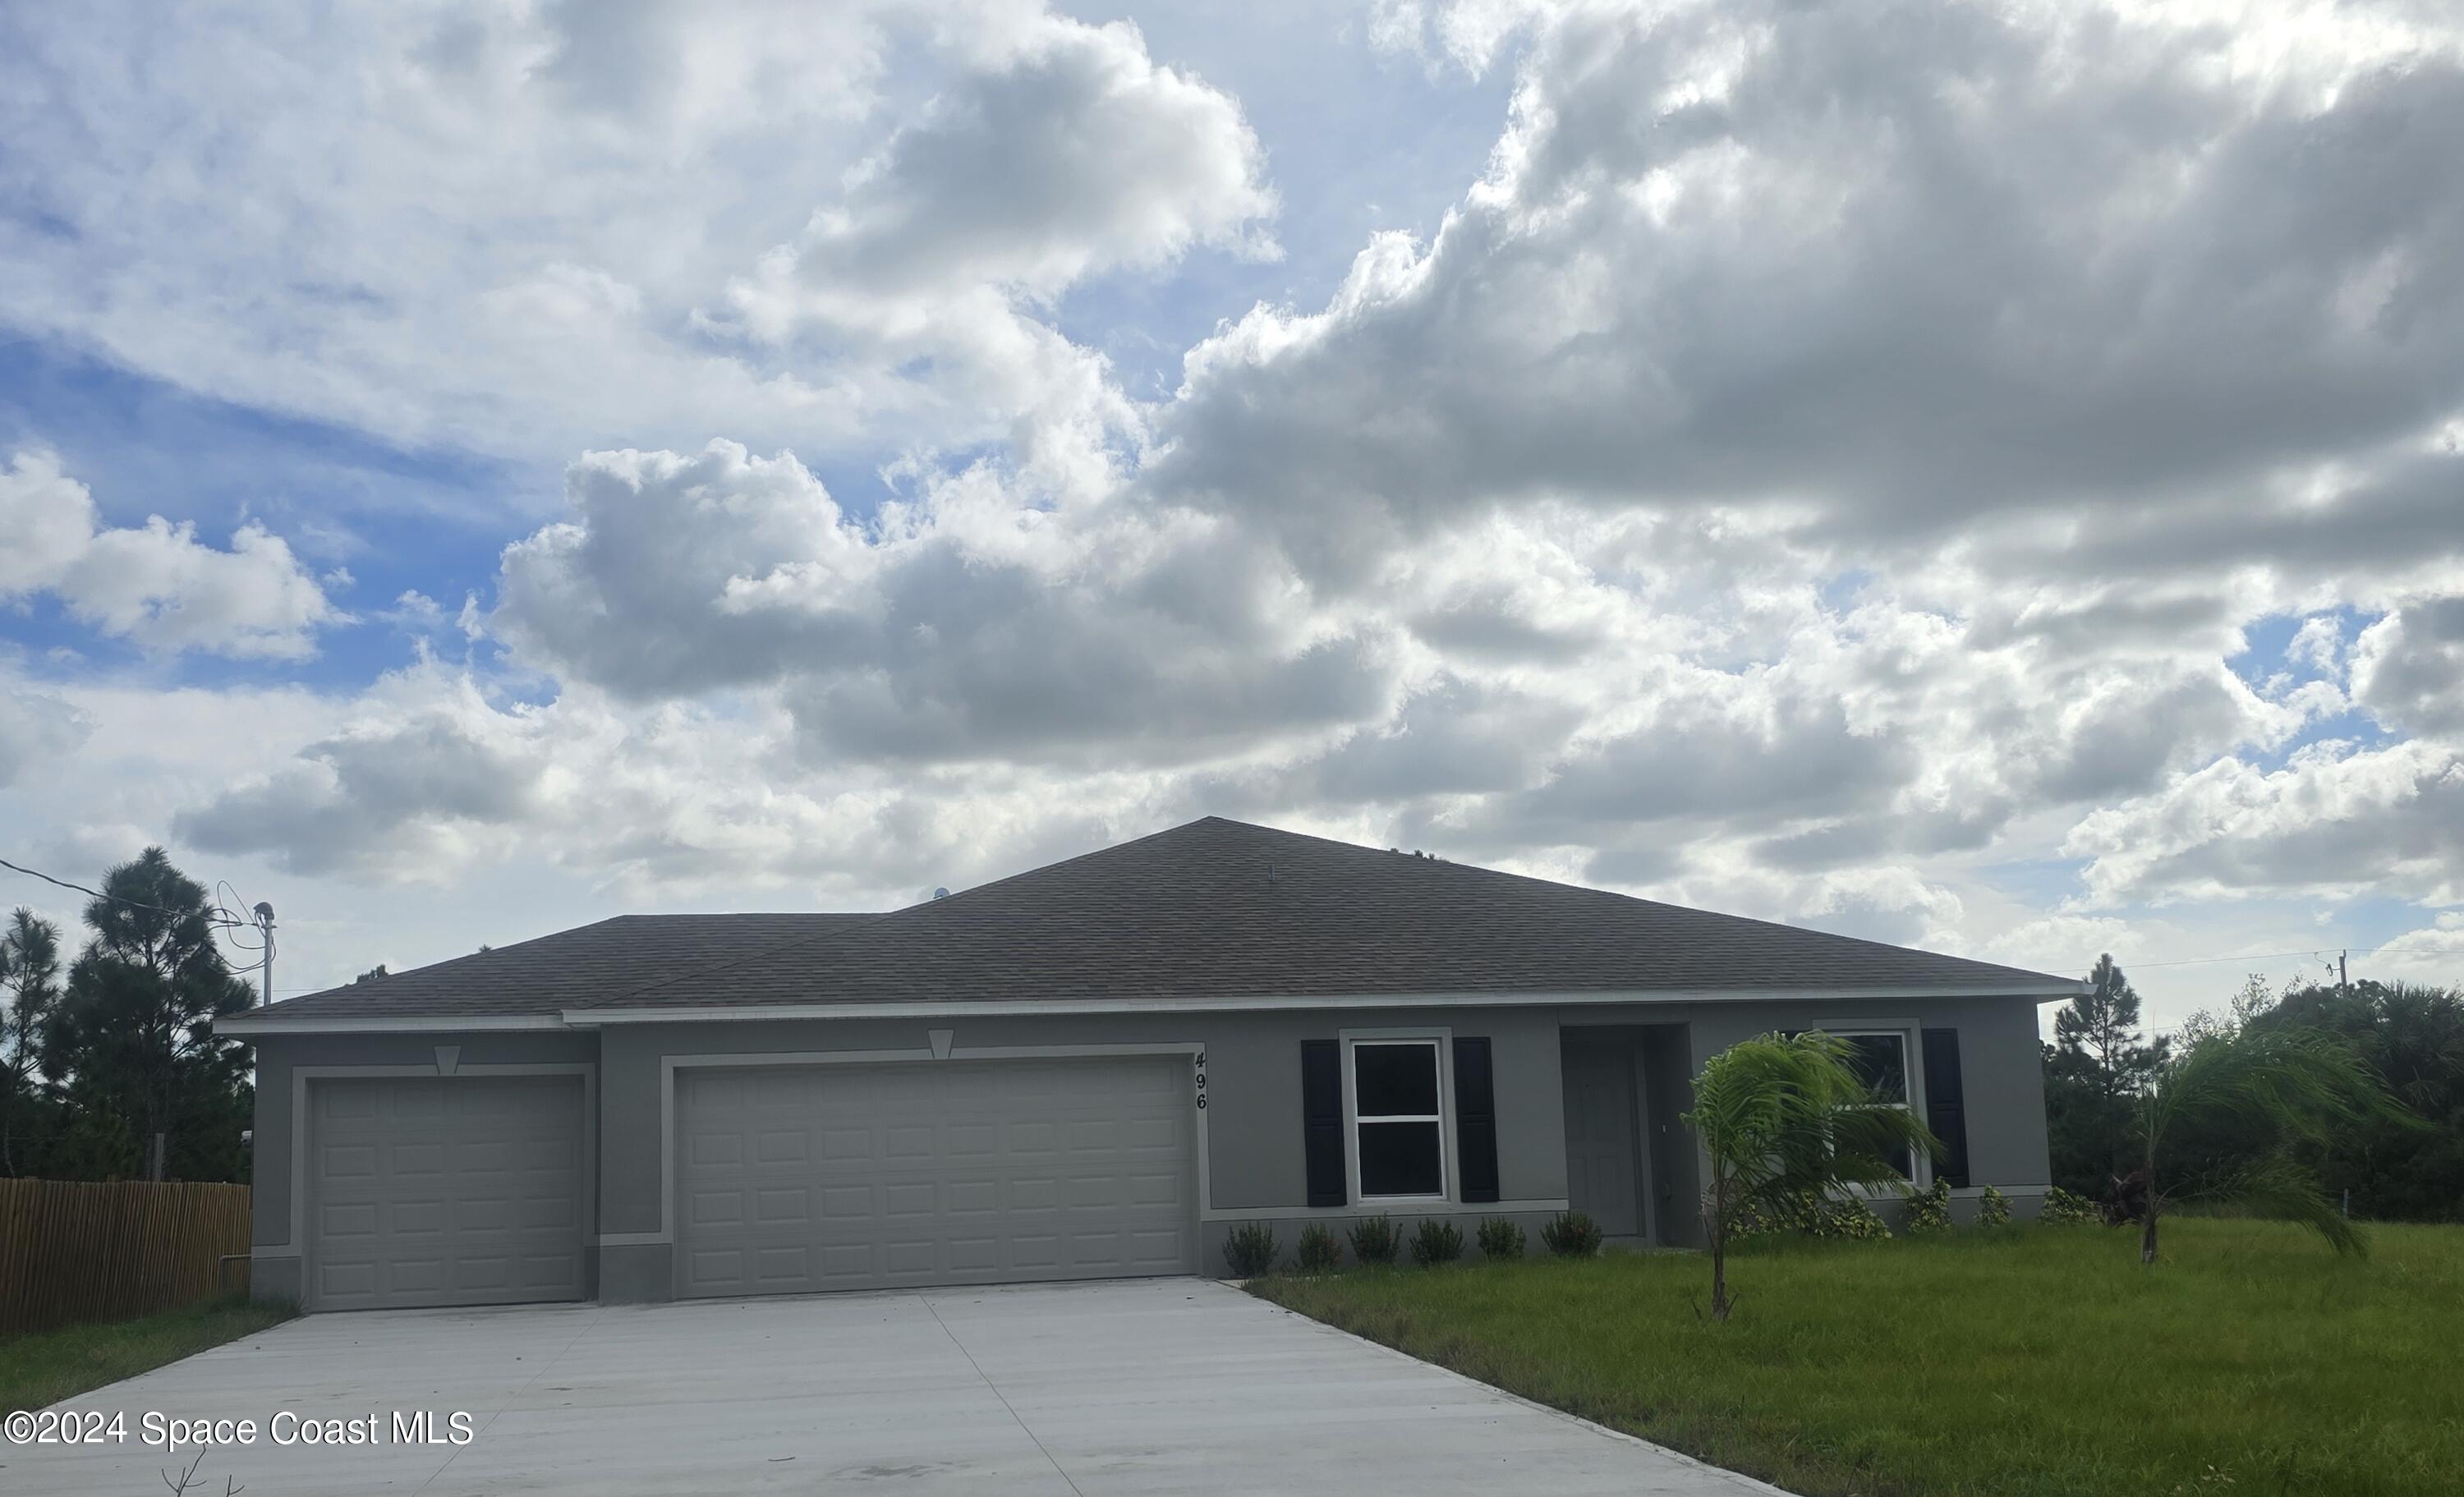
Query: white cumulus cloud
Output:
[[0, 450, 340, 659]]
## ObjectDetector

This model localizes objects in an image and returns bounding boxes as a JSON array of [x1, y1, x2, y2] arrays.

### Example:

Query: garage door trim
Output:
[[608, 1043, 1211, 1251], [283, 1063, 597, 1290]]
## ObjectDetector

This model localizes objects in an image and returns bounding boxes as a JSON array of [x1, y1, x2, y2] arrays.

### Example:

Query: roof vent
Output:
[[932, 887, 950, 900]]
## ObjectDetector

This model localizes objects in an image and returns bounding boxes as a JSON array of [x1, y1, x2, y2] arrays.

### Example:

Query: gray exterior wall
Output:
[[246, 1029, 601, 1305], [1671, 993, 2053, 1195], [593, 1005, 1569, 1298], [244, 990, 2053, 1304], [1630, 993, 2055, 1246]]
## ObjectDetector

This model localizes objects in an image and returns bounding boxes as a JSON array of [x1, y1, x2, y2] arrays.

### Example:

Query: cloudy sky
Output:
[[3, 0, 2461, 1030]]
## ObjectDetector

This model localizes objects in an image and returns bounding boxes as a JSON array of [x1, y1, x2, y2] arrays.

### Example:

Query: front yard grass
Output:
[[1247, 1217, 2464, 1496], [2, 1294, 297, 1416]]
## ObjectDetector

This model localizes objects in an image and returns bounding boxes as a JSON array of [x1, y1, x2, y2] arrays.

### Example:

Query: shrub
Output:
[[1733, 1190, 1894, 1241], [1821, 1196, 1892, 1240], [1540, 1210, 1602, 1257], [1978, 1183, 2013, 1226], [1294, 1222, 1343, 1274], [1731, 1190, 1823, 1238], [1476, 1217, 1525, 1261], [1906, 1178, 1953, 1234], [1410, 1219, 1464, 1267], [1348, 1213, 1400, 1265], [1223, 1221, 1280, 1277], [2040, 1187, 2100, 1226]]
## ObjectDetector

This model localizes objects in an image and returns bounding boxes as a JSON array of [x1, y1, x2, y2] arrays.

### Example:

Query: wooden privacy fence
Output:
[[0, 1179, 252, 1338]]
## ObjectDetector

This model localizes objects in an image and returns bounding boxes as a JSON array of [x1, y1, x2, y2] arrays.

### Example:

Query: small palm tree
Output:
[[2131, 1025, 2418, 1263], [1685, 1031, 1939, 1320]]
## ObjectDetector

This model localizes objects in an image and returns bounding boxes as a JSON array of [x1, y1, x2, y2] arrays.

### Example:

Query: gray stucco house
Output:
[[217, 817, 2080, 1312]]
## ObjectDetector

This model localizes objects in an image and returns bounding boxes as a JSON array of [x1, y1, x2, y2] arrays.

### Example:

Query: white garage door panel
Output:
[[309, 1076, 586, 1312], [677, 1058, 1196, 1298]]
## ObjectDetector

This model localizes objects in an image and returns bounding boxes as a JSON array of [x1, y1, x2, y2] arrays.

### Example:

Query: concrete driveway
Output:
[[4, 1278, 1787, 1495]]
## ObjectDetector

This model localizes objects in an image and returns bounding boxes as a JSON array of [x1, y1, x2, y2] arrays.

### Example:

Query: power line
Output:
[[0, 852, 246, 930], [215, 881, 266, 951], [2117, 944, 2380, 971], [2, 852, 278, 1005]]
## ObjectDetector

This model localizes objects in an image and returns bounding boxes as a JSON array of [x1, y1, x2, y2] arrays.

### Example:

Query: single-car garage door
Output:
[[307, 1075, 586, 1311], [676, 1057, 1196, 1298]]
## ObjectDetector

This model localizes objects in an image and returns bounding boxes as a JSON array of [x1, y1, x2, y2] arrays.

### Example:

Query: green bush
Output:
[[1978, 1183, 2012, 1226], [1906, 1178, 1953, 1233], [1410, 1219, 1464, 1267], [1348, 1213, 1400, 1265], [1734, 1190, 1894, 1241], [1294, 1222, 1343, 1274], [1223, 1221, 1280, 1277], [1731, 1190, 1821, 1238], [1541, 1210, 1602, 1256], [1476, 1217, 1525, 1261], [1823, 1196, 1892, 1239], [2039, 1187, 2100, 1225]]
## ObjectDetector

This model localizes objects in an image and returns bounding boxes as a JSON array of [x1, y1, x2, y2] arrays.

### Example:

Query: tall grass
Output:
[[1249, 1218, 2463, 1496]]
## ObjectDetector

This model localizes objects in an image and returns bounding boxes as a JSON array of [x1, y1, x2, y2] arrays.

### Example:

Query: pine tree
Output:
[[39, 850, 254, 1181], [2056, 955, 2169, 1100], [2044, 954, 2170, 1195], [1, 908, 65, 1176]]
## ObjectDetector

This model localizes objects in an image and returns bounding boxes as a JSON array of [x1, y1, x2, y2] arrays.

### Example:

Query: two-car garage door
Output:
[[675, 1058, 1197, 1298]]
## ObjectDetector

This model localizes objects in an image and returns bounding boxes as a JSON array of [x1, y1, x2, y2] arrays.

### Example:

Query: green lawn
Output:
[[1248, 1219, 2464, 1497], [2, 1295, 297, 1416]]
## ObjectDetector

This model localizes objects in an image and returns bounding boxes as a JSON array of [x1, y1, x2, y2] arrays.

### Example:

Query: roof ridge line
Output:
[[906, 817, 1221, 913], [567, 819, 1299, 1013]]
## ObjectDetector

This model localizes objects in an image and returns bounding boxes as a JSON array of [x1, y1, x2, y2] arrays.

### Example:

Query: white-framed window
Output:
[[1343, 1031, 1451, 1202], [1832, 1029, 1927, 1186]]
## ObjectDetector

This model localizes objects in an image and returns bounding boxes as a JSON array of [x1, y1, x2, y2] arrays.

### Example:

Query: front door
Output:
[[1561, 1042, 1643, 1238]]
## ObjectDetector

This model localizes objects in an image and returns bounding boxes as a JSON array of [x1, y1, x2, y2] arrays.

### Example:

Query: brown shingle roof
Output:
[[576, 817, 2069, 1011], [238, 818, 2074, 1025], [258, 913, 880, 1017]]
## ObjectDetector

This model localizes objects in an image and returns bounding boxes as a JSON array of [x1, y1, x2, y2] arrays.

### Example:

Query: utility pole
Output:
[[2340, 949, 2349, 1003], [253, 902, 276, 1006]]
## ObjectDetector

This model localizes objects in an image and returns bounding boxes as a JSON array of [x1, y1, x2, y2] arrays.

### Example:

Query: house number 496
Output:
[[1193, 1052, 1207, 1109]]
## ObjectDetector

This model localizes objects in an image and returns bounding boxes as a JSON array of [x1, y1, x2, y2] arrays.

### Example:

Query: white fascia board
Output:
[[562, 981, 2085, 1026], [212, 1013, 570, 1036]]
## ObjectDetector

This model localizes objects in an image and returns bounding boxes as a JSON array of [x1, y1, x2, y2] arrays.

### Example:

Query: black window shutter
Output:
[[1454, 1036, 1501, 1204], [1302, 1039, 1347, 1207], [1920, 1028, 1970, 1188]]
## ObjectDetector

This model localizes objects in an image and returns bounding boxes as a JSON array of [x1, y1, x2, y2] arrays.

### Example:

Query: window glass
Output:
[[1837, 1031, 1915, 1181], [1358, 1121, 1445, 1197], [1354, 1041, 1441, 1117], [1842, 1034, 1908, 1103], [1352, 1039, 1445, 1198]]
